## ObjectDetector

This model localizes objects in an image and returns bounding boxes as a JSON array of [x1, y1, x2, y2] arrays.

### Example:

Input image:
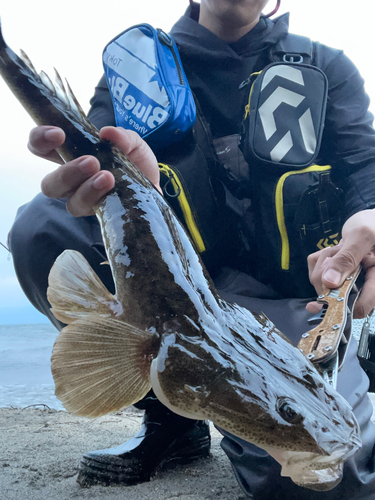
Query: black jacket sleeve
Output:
[[316, 46, 375, 220], [87, 74, 116, 129]]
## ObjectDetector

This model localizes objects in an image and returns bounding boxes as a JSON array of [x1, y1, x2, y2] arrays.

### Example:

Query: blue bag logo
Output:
[[104, 27, 170, 136]]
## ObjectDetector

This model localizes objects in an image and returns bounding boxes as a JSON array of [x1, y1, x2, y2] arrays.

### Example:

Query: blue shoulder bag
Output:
[[102, 24, 196, 150]]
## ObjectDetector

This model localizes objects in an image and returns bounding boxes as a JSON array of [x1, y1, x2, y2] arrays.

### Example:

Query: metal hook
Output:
[[163, 173, 181, 198]]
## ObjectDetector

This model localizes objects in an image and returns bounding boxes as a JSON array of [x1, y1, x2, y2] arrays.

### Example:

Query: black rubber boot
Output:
[[76, 393, 211, 487]]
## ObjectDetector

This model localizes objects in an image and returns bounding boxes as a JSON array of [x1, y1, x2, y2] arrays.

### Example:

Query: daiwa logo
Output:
[[317, 233, 339, 250], [258, 66, 318, 163]]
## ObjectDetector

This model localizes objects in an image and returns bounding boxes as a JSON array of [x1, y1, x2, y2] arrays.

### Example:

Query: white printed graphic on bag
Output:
[[103, 28, 170, 136], [251, 63, 327, 166]]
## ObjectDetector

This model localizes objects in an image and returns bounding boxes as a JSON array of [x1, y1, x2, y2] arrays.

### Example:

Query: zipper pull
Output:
[[156, 29, 185, 86], [239, 71, 262, 90], [157, 29, 173, 47], [239, 76, 253, 90]]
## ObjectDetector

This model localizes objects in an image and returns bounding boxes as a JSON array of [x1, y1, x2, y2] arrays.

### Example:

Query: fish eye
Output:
[[277, 399, 304, 425]]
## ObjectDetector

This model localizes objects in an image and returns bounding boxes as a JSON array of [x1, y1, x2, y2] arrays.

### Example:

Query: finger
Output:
[[41, 156, 102, 199], [100, 126, 149, 161], [66, 171, 115, 217], [28, 126, 66, 164], [306, 301, 324, 314], [307, 243, 342, 276], [99, 127, 161, 190], [308, 245, 341, 295], [353, 266, 375, 319], [322, 230, 375, 289]]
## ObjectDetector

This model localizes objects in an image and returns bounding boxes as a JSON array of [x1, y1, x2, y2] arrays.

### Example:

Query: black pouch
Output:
[[241, 62, 328, 168], [294, 170, 344, 260]]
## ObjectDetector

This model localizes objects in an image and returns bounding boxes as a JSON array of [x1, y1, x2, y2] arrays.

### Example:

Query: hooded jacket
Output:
[[88, 7, 375, 298]]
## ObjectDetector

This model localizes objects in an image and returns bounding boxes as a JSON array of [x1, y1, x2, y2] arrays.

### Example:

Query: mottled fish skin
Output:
[[0, 20, 362, 491]]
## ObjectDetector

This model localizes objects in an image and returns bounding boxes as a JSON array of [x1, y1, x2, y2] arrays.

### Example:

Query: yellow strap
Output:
[[244, 71, 262, 120], [275, 165, 332, 270], [159, 163, 206, 253]]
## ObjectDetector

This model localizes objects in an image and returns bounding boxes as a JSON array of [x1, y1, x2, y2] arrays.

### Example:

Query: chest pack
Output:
[[102, 24, 196, 150], [240, 34, 328, 169], [234, 35, 343, 297]]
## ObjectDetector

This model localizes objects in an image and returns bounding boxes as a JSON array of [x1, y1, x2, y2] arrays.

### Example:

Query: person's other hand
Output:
[[29, 126, 160, 217], [306, 209, 375, 319]]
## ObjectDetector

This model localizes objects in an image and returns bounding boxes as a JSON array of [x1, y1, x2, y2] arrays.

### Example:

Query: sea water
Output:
[[0, 323, 65, 410], [0, 319, 372, 411]]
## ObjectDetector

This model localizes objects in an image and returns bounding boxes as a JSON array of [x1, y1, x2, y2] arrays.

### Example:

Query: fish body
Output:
[[0, 20, 361, 491]]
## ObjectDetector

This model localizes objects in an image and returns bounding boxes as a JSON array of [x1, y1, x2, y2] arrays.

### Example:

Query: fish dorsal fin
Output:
[[47, 249, 123, 324], [64, 77, 91, 123], [52, 315, 158, 417], [16, 50, 99, 139], [19, 49, 37, 74]]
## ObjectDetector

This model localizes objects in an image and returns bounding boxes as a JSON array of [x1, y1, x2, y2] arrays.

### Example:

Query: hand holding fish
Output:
[[31, 125, 161, 216], [28, 125, 65, 163], [306, 208, 375, 318]]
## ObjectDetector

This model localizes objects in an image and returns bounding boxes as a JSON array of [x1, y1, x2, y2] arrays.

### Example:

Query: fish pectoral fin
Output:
[[47, 249, 122, 324], [51, 314, 159, 418]]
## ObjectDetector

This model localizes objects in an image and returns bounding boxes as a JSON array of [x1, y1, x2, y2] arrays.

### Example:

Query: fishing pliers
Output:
[[298, 267, 362, 389]]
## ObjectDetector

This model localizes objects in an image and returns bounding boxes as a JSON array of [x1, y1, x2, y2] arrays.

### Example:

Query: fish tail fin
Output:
[[52, 315, 159, 418], [47, 249, 122, 324]]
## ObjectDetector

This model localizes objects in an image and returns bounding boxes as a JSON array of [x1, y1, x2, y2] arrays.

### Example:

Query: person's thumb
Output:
[[322, 241, 365, 289]]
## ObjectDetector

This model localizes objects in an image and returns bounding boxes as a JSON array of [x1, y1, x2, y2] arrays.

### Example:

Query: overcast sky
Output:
[[0, 0, 374, 325]]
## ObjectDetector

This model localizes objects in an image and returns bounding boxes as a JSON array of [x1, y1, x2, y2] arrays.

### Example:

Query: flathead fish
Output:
[[0, 20, 361, 491]]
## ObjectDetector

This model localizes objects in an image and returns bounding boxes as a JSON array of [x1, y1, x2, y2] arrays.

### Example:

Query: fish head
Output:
[[150, 313, 361, 491]]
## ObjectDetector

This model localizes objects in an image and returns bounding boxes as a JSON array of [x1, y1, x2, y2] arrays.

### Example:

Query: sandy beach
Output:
[[1, 406, 246, 500], [2, 397, 375, 500], [2, 399, 375, 500]]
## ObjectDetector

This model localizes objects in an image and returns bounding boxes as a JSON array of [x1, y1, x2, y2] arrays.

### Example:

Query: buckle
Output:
[[283, 53, 304, 64]]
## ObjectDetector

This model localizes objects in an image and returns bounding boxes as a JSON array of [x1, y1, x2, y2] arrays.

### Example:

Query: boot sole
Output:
[[77, 432, 211, 487]]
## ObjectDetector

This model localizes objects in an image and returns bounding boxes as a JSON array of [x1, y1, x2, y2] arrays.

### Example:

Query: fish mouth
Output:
[[278, 450, 345, 491], [263, 430, 361, 491], [285, 460, 344, 491]]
